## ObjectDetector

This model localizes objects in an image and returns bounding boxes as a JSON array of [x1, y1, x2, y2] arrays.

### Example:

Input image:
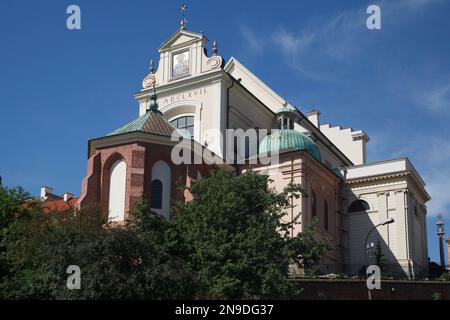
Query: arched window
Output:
[[289, 118, 294, 130], [311, 191, 317, 219], [150, 180, 163, 209], [324, 200, 329, 231], [348, 199, 370, 213], [170, 116, 194, 138], [151, 160, 171, 219], [108, 159, 126, 222], [245, 136, 250, 158]]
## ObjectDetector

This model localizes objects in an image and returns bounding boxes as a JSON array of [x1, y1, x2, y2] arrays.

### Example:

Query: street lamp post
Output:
[[364, 217, 395, 301], [437, 215, 445, 268], [364, 218, 395, 267]]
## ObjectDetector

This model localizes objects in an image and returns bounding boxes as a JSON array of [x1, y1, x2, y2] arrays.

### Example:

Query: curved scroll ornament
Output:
[[206, 56, 223, 70], [142, 74, 156, 89]]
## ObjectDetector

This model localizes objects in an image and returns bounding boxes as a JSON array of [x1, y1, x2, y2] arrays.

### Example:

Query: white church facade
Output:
[[77, 23, 430, 279]]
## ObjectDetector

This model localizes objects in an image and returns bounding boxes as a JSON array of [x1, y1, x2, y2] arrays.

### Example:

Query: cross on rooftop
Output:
[[180, 4, 188, 30]]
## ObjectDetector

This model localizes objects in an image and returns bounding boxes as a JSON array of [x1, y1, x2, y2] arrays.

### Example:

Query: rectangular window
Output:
[[178, 117, 186, 128]]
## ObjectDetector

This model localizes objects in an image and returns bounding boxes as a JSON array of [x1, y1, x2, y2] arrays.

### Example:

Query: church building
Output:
[[77, 18, 430, 278]]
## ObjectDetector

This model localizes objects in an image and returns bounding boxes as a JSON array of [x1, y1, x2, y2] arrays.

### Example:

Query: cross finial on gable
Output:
[[180, 4, 188, 30]]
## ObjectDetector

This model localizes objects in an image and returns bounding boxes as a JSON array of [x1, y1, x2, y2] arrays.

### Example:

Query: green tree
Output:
[[1, 202, 195, 299], [171, 169, 329, 299], [0, 186, 29, 229], [374, 240, 387, 272], [0, 186, 30, 280], [1, 170, 329, 300]]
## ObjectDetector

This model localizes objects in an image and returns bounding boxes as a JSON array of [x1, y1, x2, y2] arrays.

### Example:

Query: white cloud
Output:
[[238, 0, 450, 217], [238, 6, 367, 81], [419, 83, 450, 114], [417, 137, 450, 217], [239, 25, 264, 55], [402, 0, 447, 9], [270, 29, 323, 79], [426, 178, 450, 217], [239, 0, 446, 81], [272, 29, 313, 59], [368, 132, 450, 218]]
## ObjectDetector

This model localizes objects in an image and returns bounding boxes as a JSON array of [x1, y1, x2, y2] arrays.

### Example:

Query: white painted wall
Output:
[[342, 159, 430, 277], [226, 58, 353, 168], [319, 124, 368, 165], [108, 160, 126, 222], [225, 58, 287, 114], [151, 160, 171, 219]]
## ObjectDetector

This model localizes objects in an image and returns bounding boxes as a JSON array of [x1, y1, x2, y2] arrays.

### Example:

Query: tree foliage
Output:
[[170, 170, 329, 299], [0, 201, 195, 299], [0, 170, 328, 299], [0, 186, 30, 280], [374, 240, 387, 273]]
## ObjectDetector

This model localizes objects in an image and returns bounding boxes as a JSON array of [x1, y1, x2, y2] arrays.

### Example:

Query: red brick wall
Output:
[[78, 153, 101, 208], [78, 140, 218, 221]]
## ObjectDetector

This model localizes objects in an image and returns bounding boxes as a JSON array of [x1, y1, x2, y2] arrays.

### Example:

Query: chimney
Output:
[[40, 186, 53, 201], [307, 110, 321, 128], [63, 192, 74, 202]]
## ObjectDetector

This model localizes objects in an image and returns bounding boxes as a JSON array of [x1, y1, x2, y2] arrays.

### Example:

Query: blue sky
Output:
[[0, 0, 449, 264]]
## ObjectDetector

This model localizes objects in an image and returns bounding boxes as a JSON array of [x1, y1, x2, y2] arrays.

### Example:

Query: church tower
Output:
[[77, 7, 231, 222], [133, 6, 227, 158]]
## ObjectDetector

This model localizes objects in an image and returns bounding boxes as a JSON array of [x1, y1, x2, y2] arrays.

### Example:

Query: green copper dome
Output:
[[277, 106, 296, 113], [259, 129, 321, 161]]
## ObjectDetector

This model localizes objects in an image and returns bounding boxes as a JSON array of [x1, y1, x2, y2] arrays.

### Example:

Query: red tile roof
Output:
[[40, 197, 79, 214]]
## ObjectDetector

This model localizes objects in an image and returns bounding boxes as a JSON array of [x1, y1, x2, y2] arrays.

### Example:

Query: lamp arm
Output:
[[364, 223, 382, 267]]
